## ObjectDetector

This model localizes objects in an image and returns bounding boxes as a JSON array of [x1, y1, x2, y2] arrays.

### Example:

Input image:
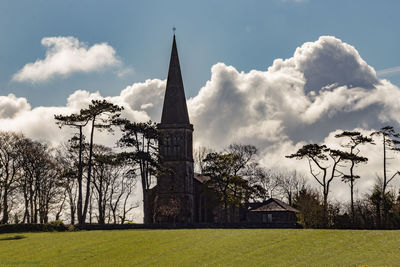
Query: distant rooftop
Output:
[[249, 198, 300, 213]]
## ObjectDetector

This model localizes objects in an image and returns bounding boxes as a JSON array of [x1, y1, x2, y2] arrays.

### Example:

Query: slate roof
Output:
[[194, 173, 210, 183], [249, 198, 300, 213], [160, 35, 190, 125]]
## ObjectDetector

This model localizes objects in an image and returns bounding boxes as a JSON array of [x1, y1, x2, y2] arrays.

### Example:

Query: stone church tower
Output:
[[155, 34, 194, 224]]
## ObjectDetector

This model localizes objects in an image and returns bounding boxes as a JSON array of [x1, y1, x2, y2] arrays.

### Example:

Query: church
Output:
[[144, 34, 299, 226], [144, 34, 201, 224]]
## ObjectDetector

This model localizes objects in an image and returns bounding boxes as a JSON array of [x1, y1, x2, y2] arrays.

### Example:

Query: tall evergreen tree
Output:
[[335, 131, 372, 224]]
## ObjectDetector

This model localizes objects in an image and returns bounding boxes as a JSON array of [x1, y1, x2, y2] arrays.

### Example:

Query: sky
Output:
[[1, 0, 400, 213], [1, 0, 400, 107]]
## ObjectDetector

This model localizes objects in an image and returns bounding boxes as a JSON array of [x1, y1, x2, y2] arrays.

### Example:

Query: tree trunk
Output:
[[82, 118, 96, 223], [2, 188, 8, 224], [323, 189, 328, 228], [33, 191, 38, 224], [349, 156, 355, 225], [142, 177, 148, 224], [77, 126, 84, 224], [98, 192, 104, 224], [68, 188, 75, 225], [23, 190, 30, 223], [382, 135, 387, 227], [350, 181, 354, 225]]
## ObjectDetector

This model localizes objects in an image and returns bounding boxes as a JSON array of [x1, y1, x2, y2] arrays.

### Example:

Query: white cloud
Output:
[[187, 36, 400, 151], [13, 36, 123, 83], [0, 94, 30, 119], [377, 66, 400, 76]]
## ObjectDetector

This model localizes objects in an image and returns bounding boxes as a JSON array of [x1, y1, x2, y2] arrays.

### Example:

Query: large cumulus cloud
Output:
[[187, 36, 400, 201], [2, 35, 400, 204], [189, 36, 400, 149]]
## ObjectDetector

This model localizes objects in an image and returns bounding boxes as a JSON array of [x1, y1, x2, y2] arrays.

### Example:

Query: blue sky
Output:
[[1, 0, 399, 107]]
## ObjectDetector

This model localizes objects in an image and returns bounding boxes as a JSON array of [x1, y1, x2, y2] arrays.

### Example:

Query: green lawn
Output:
[[0, 229, 399, 266]]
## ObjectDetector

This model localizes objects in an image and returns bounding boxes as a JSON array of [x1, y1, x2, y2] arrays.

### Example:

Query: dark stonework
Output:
[[149, 35, 195, 224]]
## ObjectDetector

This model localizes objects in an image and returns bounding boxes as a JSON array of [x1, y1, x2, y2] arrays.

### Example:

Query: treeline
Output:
[[286, 127, 400, 229], [0, 131, 139, 225], [1, 97, 400, 229], [195, 127, 400, 229], [0, 100, 160, 225]]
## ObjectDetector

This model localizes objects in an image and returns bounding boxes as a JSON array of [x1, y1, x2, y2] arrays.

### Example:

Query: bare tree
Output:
[[0, 132, 23, 224], [287, 144, 348, 227], [194, 146, 213, 174], [371, 126, 400, 224], [247, 166, 280, 201], [91, 145, 114, 224], [278, 170, 307, 206], [55, 142, 81, 225], [18, 138, 63, 223], [109, 169, 137, 224]]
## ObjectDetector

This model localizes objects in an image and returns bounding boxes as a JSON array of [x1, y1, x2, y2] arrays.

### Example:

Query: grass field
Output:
[[0, 229, 399, 266]]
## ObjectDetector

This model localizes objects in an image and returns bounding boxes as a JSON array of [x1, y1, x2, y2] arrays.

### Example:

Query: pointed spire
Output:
[[161, 34, 190, 124]]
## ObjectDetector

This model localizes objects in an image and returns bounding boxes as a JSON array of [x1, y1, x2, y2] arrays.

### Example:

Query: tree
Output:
[[55, 141, 83, 225], [55, 113, 89, 225], [371, 126, 400, 224], [278, 170, 307, 206], [110, 170, 138, 224], [0, 132, 23, 224], [193, 146, 213, 174], [225, 143, 258, 177], [55, 99, 122, 224], [18, 138, 63, 223], [293, 186, 324, 228], [117, 120, 160, 224], [335, 131, 372, 223], [202, 152, 260, 223], [80, 100, 123, 224], [246, 166, 279, 201], [286, 144, 348, 227], [91, 144, 137, 224], [91, 145, 115, 224]]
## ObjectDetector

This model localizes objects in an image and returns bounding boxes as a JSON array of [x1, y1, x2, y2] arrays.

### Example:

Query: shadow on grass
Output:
[[0, 235, 26, 241]]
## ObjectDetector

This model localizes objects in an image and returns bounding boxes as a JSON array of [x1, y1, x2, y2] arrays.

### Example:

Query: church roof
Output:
[[194, 173, 210, 183], [249, 198, 299, 213], [160, 35, 190, 125]]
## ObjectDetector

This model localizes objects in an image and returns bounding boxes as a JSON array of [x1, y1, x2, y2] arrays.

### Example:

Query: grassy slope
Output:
[[0, 229, 399, 266]]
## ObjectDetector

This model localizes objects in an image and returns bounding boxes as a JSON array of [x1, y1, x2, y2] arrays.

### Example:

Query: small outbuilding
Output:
[[245, 198, 300, 227]]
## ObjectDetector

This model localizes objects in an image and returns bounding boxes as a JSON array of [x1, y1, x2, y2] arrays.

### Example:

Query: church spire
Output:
[[161, 34, 190, 124]]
